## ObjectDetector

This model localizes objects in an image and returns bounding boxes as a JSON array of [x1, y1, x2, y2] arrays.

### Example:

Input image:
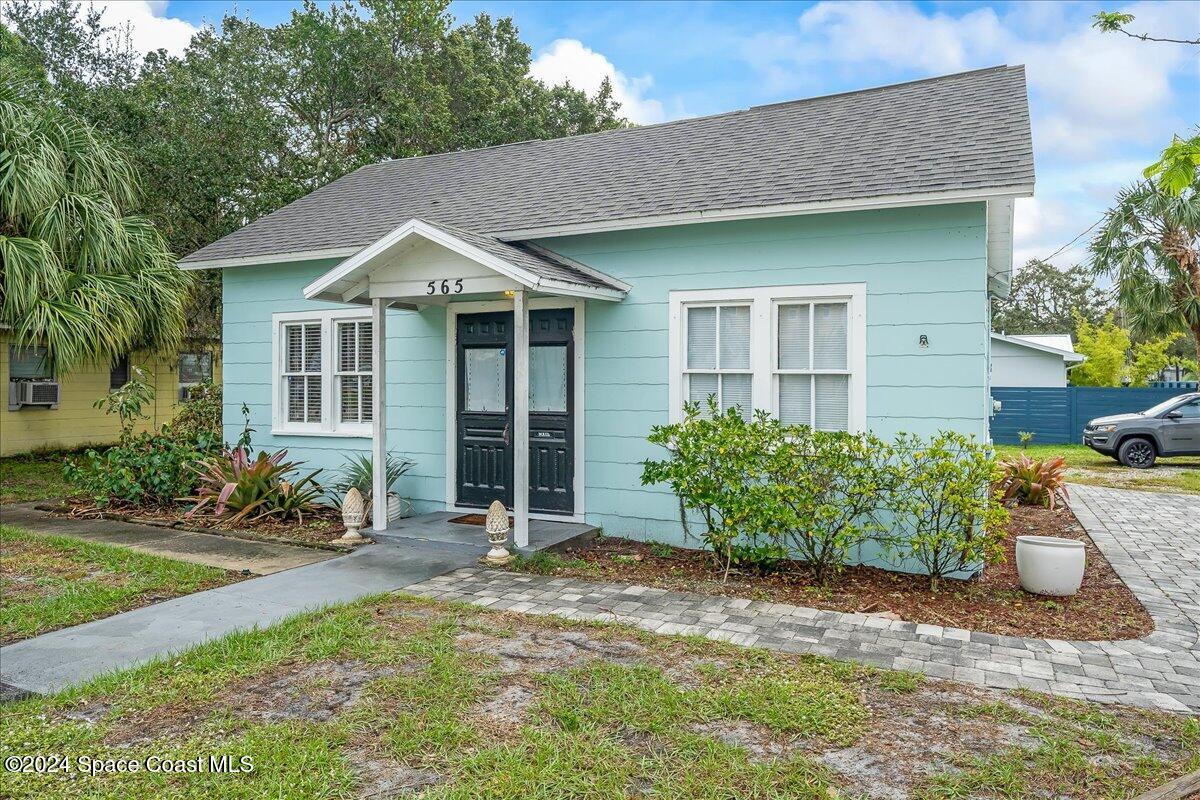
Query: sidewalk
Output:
[[0, 503, 334, 575]]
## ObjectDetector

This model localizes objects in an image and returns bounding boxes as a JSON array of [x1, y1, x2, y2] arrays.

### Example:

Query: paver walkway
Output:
[[405, 484, 1200, 713], [0, 503, 333, 575]]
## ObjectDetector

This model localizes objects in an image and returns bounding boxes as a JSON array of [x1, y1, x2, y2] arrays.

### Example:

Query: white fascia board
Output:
[[492, 185, 1035, 241], [179, 246, 361, 271], [990, 332, 1084, 361]]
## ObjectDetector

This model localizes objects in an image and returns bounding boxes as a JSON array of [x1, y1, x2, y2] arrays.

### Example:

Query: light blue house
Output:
[[181, 66, 1034, 548]]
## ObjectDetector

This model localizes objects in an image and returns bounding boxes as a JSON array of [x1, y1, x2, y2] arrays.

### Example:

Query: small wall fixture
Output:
[[918, 334, 929, 349]]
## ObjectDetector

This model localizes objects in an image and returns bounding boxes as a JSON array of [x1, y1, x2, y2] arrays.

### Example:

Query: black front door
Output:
[[457, 312, 513, 509], [455, 308, 575, 515]]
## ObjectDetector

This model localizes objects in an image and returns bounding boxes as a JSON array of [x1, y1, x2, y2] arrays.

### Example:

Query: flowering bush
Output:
[[642, 406, 1007, 589], [882, 432, 1009, 592]]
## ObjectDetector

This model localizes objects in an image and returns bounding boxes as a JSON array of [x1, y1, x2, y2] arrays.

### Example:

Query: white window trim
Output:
[[668, 283, 867, 431], [271, 308, 372, 437]]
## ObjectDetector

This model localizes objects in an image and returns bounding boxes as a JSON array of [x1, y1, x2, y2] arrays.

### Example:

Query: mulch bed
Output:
[[516, 505, 1154, 641], [42, 499, 360, 551]]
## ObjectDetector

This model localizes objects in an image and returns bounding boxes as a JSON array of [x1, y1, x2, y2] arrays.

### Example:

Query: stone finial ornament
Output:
[[340, 487, 367, 542], [484, 499, 513, 565]]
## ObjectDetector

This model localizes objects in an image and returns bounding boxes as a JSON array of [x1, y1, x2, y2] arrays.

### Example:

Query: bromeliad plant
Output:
[[185, 448, 325, 525], [996, 454, 1070, 510]]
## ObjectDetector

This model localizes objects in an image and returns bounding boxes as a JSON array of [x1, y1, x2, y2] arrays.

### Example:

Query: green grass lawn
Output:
[[0, 452, 77, 504], [0, 594, 1194, 799], [994, 443, 1200, 495], [0, 526, 239, 644]]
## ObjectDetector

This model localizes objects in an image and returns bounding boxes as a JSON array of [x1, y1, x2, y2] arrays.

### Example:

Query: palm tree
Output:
[[1090, 176, 1200, 365], [0, 79, 192, 373]]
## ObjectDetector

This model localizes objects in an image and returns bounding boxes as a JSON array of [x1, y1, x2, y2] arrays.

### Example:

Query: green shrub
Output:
[[641, 399, 776, 580], [757, 426, 897, 584], [882, 432, 1009, 592], [328, 452, 415, 507], [63, 433, 203, 507], [642, 403, 1009, 589], [185, 448, 326, 525], [167, 381, 222, 448]]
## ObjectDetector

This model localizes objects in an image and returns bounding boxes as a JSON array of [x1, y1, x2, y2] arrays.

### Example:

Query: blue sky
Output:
[[74, 1, 1200, 269]]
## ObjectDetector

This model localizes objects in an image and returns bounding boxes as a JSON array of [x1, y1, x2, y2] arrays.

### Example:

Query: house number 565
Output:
[[426, 279, 464, 295]]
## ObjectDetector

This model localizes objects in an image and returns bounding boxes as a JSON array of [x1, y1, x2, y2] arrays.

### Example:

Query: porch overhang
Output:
[[302, 218, 627, 306]]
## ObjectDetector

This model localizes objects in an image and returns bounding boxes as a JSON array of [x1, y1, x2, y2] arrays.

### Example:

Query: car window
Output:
[[1145, 396, 1197, 416], [1174, 400, 1200, 419]]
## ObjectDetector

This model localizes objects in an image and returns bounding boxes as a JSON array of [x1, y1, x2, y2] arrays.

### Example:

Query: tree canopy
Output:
[[0, 79, 191, 372], [990, 259, 1110, 336], [3, 0, 627, 337]]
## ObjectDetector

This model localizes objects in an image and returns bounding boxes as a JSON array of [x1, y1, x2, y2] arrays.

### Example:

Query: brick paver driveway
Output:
[[406, 484, 1200, 713]]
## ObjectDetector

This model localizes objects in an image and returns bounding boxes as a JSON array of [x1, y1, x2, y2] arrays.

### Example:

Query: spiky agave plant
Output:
[[0, 79, 192, 373]]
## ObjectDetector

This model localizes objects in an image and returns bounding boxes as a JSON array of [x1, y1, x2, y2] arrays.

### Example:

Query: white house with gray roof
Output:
[[990, 333, 1085, 387], [183, 66, 1034, 555]]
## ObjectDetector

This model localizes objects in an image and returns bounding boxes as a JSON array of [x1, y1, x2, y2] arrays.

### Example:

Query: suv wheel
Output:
[[1118, 437, 1156, 469]]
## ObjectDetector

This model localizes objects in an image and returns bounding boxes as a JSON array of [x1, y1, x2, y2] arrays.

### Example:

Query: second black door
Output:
[[455, 308, 574, 515]]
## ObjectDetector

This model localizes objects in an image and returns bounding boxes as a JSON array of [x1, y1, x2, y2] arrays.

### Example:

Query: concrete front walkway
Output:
[[405, 485, 1200, 713], [0, 539, 482, 695], [0, 503, 333, 575], [0, 510, 596, 696]]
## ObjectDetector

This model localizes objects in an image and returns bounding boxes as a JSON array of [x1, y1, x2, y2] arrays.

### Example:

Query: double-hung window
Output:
[[273, 309, 372, 436], [670, 284, 865, 431]]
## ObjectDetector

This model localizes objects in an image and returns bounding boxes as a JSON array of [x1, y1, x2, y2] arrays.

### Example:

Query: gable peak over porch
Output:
[[303, 218, 627, 307]]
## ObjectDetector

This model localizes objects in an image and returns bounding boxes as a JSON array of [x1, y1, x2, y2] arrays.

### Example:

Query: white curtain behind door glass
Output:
[[529, 345, 567, 412], [465, 348, 506, 412]]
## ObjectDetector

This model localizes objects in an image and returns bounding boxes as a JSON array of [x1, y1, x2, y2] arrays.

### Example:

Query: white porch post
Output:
[[512, 289, 530, 548], [371, 297, 388, 531]]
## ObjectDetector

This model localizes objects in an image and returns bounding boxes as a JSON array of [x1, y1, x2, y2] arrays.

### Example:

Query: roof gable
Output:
[[303, 219, 626, 304]]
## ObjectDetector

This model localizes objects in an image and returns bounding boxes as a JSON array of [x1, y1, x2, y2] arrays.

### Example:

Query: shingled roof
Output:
[[181, 65, 1033, 269]]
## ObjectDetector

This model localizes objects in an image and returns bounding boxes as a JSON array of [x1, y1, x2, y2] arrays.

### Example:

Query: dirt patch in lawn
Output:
[[18, 598, 1194, 800], [48, 499, 358, 550], [511, 504, 1154, 641]]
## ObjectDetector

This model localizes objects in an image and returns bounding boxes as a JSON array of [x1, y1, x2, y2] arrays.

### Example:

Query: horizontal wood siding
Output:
[[222, 261, 447, 514], [542, 203, 990, 541]]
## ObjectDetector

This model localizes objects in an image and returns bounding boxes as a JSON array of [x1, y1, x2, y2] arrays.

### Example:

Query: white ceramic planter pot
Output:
[[386, 492, 411, 523], [1015, 535, 1085, 597]]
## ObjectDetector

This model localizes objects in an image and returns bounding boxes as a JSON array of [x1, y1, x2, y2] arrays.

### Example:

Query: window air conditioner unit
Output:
[[11, 380, 60, 408]]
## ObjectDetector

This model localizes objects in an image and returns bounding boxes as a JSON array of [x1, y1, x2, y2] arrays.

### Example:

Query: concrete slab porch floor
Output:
[[0, 510, 597, 696]]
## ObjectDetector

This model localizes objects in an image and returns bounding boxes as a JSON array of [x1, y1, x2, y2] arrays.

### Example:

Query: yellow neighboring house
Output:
[[0, 331, 222, 457]]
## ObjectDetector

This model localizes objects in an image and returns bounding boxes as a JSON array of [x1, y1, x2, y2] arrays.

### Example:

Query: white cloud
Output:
[[73, 1, 198, 59], [742, 1, 1197, 272], [529, 38, 667, 124]]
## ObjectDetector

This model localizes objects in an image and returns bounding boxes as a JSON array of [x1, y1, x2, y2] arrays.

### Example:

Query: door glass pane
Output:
[[813, 303, 848, 369], [721, 373, 752, 420], [718, 305, 750, 369], [778, 374, 811, 426], [465, 347, 506, 412], [778, 305, 810, 369], [530, 345, 568, 413], [814, 374, 849, 431], [686, 306, 716, 369]]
